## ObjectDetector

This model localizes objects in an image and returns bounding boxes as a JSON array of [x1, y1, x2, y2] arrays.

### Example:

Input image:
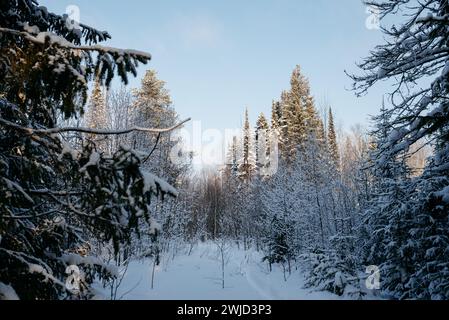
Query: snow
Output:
[[23, 28, 151, 61], [0, 282, 19, 300], [96, 242, 347, 300], [22, 23, 40, 35], [441, 61, 449, 77], [31, 31, 75, 48], [58, 140, 79, 161], [27, 263, 65, 287], [436, 186, 449, 203], [377, 67, 387, 79], [2, 177, 34, 204], [141, 170, 179, 197], [409, 118, 421, 131], [387, 128, 408, 144], [427, 105, 443, 117], [29, 263, 46, 274], [79, 151, 100, 173], [60, 253, 119, 277], [149, 218, 162, 235]]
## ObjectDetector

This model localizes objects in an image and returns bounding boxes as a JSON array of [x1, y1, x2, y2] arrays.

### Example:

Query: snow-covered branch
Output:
[[0, 27, 151, 61], [0, 117, 191, 135]]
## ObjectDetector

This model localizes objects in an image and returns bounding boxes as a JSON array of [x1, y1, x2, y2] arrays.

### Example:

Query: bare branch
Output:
[[143, 133, 161, 164]]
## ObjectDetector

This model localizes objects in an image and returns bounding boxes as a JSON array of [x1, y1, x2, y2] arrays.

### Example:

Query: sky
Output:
[[39, 0, 391, 166]]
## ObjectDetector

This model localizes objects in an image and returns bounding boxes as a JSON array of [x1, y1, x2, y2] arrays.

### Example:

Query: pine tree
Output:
[[271, 100, 286, 161], [303, 95, 322, 142], [85, 81, 109, 153], [317, 118, 326, 149], [360, 108, 412, 298], [327, 108, 340, 171], [283, 65, 309, 160], [238, 108, 256, 183], [131, 69, 180, 183], [255, 112, 270, 176], [224, 136, 239, 179], [86, 81, 108, 130], [262, 214, 293, 276], [271, 100, 282, 130], [132, 70, 172, 126], [256, 113, 269, 136]]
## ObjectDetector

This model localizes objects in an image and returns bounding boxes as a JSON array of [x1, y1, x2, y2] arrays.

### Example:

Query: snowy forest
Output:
[[0, 0, 448, 301]]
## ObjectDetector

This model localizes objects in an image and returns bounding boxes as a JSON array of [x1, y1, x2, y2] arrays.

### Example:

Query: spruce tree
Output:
[[360, 108, 412, 298], [263, 215, 292, 274], [271, 100, 286, 160], [271, 100, 282, 130], [132, 69, 172, 128], [327, 108, 340, 171], [303, 95, 322, 142], [131, 69, 180, 183], [86, 81, 108, 130], [238, 109, 256, 183], [351, 0, 449, 299], [284, 65, 309, 160], [256, 113, 269, 137], [224, 136, 239, 179], [317, 118, 327, 150], [255, 112, 270, 176], [85, 81, 109, 153]]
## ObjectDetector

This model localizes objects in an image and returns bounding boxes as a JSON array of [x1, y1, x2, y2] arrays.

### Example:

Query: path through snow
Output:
[[104, 242, 340, 300]]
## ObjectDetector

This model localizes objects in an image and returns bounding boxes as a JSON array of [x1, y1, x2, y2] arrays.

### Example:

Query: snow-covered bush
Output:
[[300, 249, 364, 298]]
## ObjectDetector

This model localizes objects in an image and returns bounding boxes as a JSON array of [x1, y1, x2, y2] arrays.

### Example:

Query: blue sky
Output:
[[39, 0, 389, 128], [39, 0, 393, 166]]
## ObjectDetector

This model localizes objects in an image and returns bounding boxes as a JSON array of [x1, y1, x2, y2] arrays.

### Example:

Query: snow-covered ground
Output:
[[101, 242, 342, 300]]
